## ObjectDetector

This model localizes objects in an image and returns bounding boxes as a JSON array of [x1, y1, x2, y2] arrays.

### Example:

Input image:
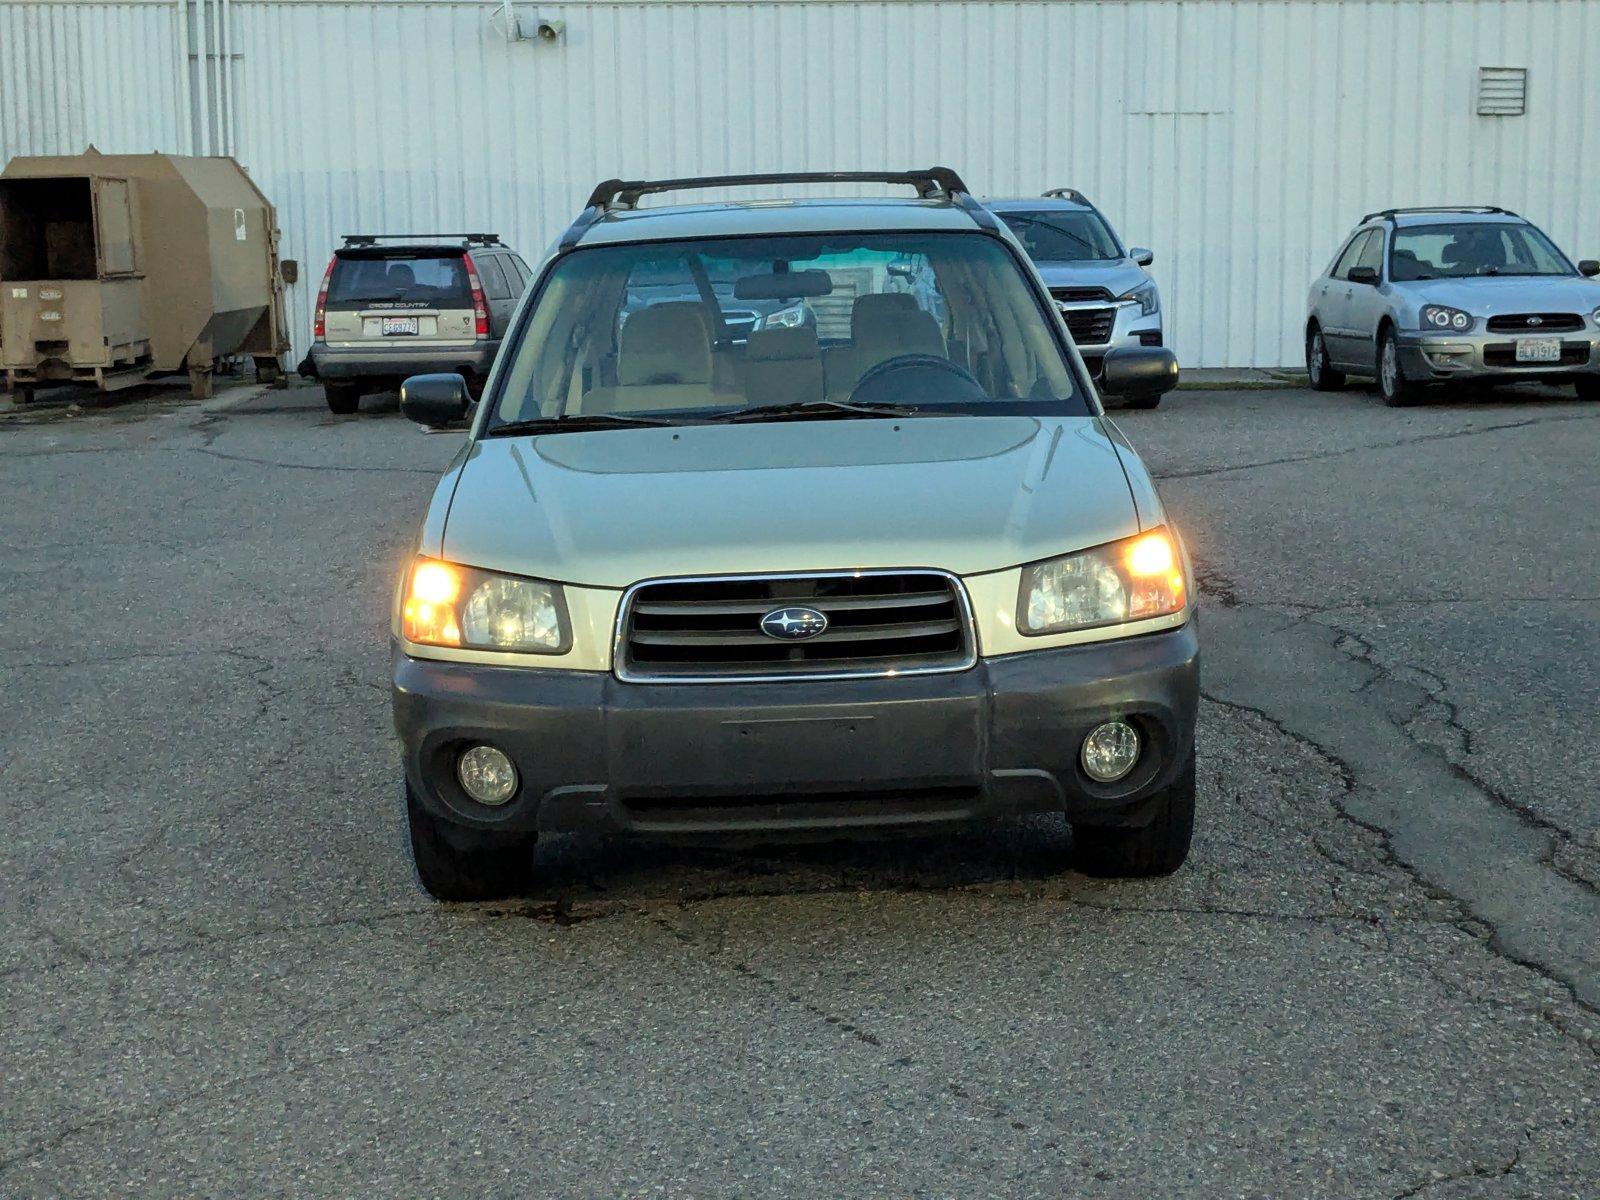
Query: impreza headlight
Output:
[[402, 558, 569, 653], [762, 303, 808, 330], [1018, 528, 1187, 635], [1420, 304, 1474, 332], [1116, 281, 1159, 317]]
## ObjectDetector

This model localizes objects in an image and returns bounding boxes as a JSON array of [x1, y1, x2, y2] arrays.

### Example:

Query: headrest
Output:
[[387, 262, 415, 288], [745, 325, 820, 362], [619, 302, 712, 385], [851, 292, 919, 335], [854, 307, 946, 358]]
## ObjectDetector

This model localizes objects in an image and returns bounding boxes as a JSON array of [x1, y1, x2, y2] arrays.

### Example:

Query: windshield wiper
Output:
[[714, 400, 939, 423], [485, 412, 688, 437]]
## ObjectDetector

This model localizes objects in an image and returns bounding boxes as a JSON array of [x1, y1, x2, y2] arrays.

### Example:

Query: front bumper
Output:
[[393, 622, 1199, 837], [1396, 331, 1599, 382], [307, 340, 500, 381]]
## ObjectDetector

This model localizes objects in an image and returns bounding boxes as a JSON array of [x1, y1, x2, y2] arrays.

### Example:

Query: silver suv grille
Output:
[[1059, 305, 1116, 345], [616, 571, 976, 682]]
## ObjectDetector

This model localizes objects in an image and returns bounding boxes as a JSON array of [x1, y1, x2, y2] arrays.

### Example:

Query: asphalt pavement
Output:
[[2, 378, 1596, 1198]]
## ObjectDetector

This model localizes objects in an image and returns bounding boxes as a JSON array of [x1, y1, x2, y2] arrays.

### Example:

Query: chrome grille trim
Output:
[[613, 569, 979, 684]]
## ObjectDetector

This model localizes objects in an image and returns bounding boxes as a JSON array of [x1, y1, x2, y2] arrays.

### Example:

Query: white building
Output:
[[3, 0, 1598, 367]]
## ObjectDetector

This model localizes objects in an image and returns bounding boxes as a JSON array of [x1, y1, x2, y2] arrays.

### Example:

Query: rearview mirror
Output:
[[1100, 347, 1179, 398], [1347, 265, 1380, 285], [1129, 247, 1154, 267], [886, 257, 918, 280], [1578, 259, 1599, 278], [400, 373, 471, 428], [733, 270, 832, 300]]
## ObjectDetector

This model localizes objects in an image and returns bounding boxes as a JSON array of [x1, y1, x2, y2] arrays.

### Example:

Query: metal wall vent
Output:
[[1477, 67, 1527, 116]]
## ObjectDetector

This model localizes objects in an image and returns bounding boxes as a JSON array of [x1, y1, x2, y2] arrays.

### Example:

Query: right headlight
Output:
[[1116, 280, 1160, 317], [402, 558, 570, 654], [1017, 527, 1187, 635]]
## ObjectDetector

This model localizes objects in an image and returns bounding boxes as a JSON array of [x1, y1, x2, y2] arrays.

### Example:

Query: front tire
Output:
[[1306, 325, 1345, 391], [1377, 328, 1419, 407], [1122, 394, 1163, 410], [406, 783, 535, 901], [325, 382, 362, 415], [1071, 753, 1195, 878]]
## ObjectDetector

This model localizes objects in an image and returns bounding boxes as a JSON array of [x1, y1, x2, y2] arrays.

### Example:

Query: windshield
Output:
[[489, 232, 1086, 428], [993, 210, 1122, 262], [1390, 222, 1574, 280]]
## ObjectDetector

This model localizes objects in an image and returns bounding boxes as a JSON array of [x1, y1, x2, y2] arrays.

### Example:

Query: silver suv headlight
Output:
[[1116, 281, 1159, 317], [761, 303, 808, 330], [1017, 528, 1187, 635], [402, 558, 570, 653], [1420, 304, 1474, 332]]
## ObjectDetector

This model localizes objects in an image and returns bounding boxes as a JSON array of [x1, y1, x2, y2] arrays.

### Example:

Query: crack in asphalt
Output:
[[1153, 408, 1600, 482], [1391, 1137, 1525, 1198]]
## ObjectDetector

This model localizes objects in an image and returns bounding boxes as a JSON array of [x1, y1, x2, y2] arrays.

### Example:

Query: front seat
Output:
[[824, 293, 946, 399], [741, 325, 824, 406], [585, 301, 715, 413]]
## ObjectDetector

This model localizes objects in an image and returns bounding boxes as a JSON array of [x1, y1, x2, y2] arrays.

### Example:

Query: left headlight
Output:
[[1420, 304, 1474, 332], [762, 303, 808, 330], [402, 558, 569, 654], [1116, 281, 1159, 317], [1017, 528, 1187, 636]]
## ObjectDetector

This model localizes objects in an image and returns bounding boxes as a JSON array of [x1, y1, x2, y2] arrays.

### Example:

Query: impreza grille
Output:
[[618, 572, 974, 681], [1050, 286, 1112, 304], [1485, 313, 1584, 333], [1059, 306, 1116, 345], [1483, 340, 1591, 367]]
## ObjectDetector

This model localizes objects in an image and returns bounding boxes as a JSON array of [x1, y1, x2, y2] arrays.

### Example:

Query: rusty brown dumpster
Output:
[[0, 147, 290, 400]]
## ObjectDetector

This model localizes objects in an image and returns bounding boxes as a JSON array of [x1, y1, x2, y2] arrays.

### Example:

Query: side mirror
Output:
[[278, 259, 299, 285], [1347, 265, 1380, 285], [1100, 346, 1179, 398], [400, 373, 471, 428], [1578, 259, 1600, 278], [1129, 247, 1154, 267]]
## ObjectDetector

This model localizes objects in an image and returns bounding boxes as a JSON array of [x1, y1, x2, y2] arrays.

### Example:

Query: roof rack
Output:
[[1360, 206, 1516, 223], [1041, 187, 1090, 205], [559, 168, 997, 251], [341, 233, 501, 247]]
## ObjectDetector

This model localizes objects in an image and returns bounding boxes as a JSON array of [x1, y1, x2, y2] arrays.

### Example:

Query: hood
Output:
[[1395, 274, 1600, 317], [1033, 260, 1149, 298], [440, 416, 1140, 589]]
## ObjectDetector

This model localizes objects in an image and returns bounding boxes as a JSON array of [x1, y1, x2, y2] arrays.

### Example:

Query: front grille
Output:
[[1050, 286, 1112, 304], [1060, 305, 1116, 345], [1485, 312, 1584, 333], [618, 571, 974, 681], [722, 308, 759, 339], [1483, 340, 1591, 367]]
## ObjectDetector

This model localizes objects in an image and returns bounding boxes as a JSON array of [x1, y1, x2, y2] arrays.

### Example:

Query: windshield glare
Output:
[[994, 210, 1122, 262], [491, 232, 1085, 427], [1390, 222, 1573, 280]]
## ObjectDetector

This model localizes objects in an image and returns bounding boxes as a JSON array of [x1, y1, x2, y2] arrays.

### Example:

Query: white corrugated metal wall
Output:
[[3, 0, 1599, 367]]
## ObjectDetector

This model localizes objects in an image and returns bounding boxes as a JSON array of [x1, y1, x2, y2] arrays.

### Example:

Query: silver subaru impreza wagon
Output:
[[389, 169, 1192, 900]]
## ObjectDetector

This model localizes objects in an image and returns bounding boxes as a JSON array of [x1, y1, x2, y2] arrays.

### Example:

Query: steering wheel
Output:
[[849, 354, 986, 407]]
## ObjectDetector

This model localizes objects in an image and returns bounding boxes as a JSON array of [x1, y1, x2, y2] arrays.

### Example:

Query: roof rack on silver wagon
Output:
[[558, 168, 997, 251], [1359, 206, 1517, 223], [1041, 187, 1090, 205]]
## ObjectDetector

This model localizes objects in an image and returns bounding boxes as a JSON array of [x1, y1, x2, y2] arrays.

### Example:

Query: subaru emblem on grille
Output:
[[1527, 316, 1543, 326], [760, 606, 829, 640]]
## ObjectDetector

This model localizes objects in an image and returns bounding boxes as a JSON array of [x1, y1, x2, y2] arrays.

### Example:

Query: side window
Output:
[[1355, 230, 1385, 275], [510, 255, 531, 289], [476, 254, 511, 300], [1331, 231, 1373, 280]]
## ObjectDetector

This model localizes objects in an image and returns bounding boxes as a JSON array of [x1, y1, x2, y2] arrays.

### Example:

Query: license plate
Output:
[[1515, 337, 1561, 363], [381, 317, 419, 336]]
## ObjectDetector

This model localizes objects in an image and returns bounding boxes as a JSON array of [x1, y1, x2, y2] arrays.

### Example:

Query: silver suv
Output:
[[304, 233, 531, 414], [987, 189, 1165, 407], [387, 169, 1192, 900], [1306, 207, 1600, 406]]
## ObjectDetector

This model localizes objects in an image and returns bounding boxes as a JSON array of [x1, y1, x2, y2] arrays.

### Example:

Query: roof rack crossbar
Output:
[[1041, 187, 1090, 205], [558, 167, 986, 252], [1359, 206, 1516, 222], [341, 232, 501, 246]]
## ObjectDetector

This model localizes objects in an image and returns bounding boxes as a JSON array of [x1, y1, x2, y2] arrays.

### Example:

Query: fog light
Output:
[[457, 744, 518, 806], [1081, 721, 1140, 783]]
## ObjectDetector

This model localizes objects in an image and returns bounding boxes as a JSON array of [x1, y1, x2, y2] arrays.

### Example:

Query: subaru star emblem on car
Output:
[[1527, 316, 1543, 326], [760, 606, 829, 640]]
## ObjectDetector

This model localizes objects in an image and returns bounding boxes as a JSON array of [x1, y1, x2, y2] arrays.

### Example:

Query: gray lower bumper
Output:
[[1396, 333, 1598, 382], [392, 623, 1200, 837], [308, 341, 498, 381]]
